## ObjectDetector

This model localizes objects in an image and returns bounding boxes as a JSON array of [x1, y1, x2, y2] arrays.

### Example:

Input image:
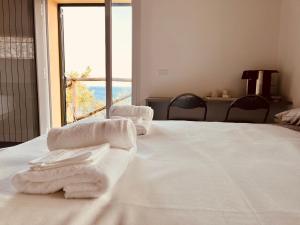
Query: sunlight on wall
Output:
[[48, 0, 62, 127]]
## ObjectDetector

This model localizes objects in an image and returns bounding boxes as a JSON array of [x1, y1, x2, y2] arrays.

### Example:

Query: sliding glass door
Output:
[[60, 5, 106, 124], [112, 4, 132, 106], [59, 2, 132, 124]]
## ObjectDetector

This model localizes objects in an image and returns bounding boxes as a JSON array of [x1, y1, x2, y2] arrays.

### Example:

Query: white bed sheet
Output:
[[1, 121, 300, 225]]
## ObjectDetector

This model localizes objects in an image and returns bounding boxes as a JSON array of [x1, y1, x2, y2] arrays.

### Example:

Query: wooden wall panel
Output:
[[0, 0, 39, 143]]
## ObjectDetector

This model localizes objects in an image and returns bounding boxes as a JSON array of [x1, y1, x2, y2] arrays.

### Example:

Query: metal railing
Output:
[[66, 77, 131, 123]]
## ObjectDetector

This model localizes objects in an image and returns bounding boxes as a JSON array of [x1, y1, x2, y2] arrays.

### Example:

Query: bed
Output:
[[1, 121, 300, 225]]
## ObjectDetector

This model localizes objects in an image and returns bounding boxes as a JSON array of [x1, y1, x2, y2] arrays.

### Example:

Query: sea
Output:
[[88, 85, 132, 102]]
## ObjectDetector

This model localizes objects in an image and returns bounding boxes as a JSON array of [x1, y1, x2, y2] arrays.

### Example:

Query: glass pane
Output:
[[62, 6, 106, 123], [112, 4, 132, 106]]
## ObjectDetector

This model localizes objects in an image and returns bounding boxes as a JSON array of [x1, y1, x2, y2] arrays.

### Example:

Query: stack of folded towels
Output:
[[12, 119, 137, 199], [110, 105, 154, 135]]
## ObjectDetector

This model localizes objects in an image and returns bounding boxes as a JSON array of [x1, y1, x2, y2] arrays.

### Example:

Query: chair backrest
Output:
[[167, 93, 207, 121], [224, 95, 270, 123]]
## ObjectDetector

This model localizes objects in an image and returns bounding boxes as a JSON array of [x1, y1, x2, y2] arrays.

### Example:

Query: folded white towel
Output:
[[29, 144, 110, 171], [47, 119, 136, 151], [135, 120, 152, 135], [111, 116, 151, 135], [110, 105, 153, 135], [109, 105, 154, 121], [12, 146, 136, 199]]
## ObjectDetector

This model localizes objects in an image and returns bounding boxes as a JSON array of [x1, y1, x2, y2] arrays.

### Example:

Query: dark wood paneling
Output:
[[0, 0, 39, 144]]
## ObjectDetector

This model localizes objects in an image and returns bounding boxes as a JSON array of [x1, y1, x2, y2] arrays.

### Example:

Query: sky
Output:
[[62, 6, 132, 80]]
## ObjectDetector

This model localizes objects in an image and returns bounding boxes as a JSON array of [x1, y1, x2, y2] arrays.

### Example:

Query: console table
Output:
[[146, 97, 293, 123]]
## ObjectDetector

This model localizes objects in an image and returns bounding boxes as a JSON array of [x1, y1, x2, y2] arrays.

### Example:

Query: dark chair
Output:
[[224, 95, 270, 123], [167, 93, 207, 121]]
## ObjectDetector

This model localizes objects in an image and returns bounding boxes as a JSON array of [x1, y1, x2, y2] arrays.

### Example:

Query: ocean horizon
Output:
[[88, 85, 132, 102]]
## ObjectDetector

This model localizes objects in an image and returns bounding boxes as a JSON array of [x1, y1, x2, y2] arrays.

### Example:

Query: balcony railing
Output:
[[66, 77, 131, 123]]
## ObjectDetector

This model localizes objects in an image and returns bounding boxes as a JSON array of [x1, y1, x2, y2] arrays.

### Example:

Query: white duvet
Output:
[[1, 121, 300, 225]]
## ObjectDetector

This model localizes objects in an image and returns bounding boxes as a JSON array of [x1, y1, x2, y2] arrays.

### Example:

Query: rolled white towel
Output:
[[135, 120, 152, 136], [109, 105, 154, 121], [111, 116, 151, 136], [110, 105, 153, 135], [47, 119, 136, 151], [12, 146, 136, 199]]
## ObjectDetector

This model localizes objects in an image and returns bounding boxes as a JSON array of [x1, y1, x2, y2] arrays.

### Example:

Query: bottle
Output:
[[255, 71, 263, 95]]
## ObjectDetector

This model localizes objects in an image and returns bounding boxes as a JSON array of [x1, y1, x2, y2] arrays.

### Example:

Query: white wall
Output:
[[34, 0, 51, 134], [133, 0, 282, 105], [278, 0, 300, 107]]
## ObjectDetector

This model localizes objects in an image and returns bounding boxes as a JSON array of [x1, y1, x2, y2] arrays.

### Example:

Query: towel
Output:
[[110, 116, 151, 135], [47, 119, 137, 151], [11, 146, 136, 199], [109, 105, 154, 121], [29, 143, 110, 171], [136, 120, 152, 135], [110, 105, 154, 135]]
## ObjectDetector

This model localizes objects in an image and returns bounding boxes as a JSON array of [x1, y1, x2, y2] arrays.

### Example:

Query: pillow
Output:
[[274, 121, 300, 132], [274, 108, 300, 126]]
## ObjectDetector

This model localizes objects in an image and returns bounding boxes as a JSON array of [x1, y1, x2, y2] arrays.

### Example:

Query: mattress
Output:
[[1, 121, 300, 225]]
